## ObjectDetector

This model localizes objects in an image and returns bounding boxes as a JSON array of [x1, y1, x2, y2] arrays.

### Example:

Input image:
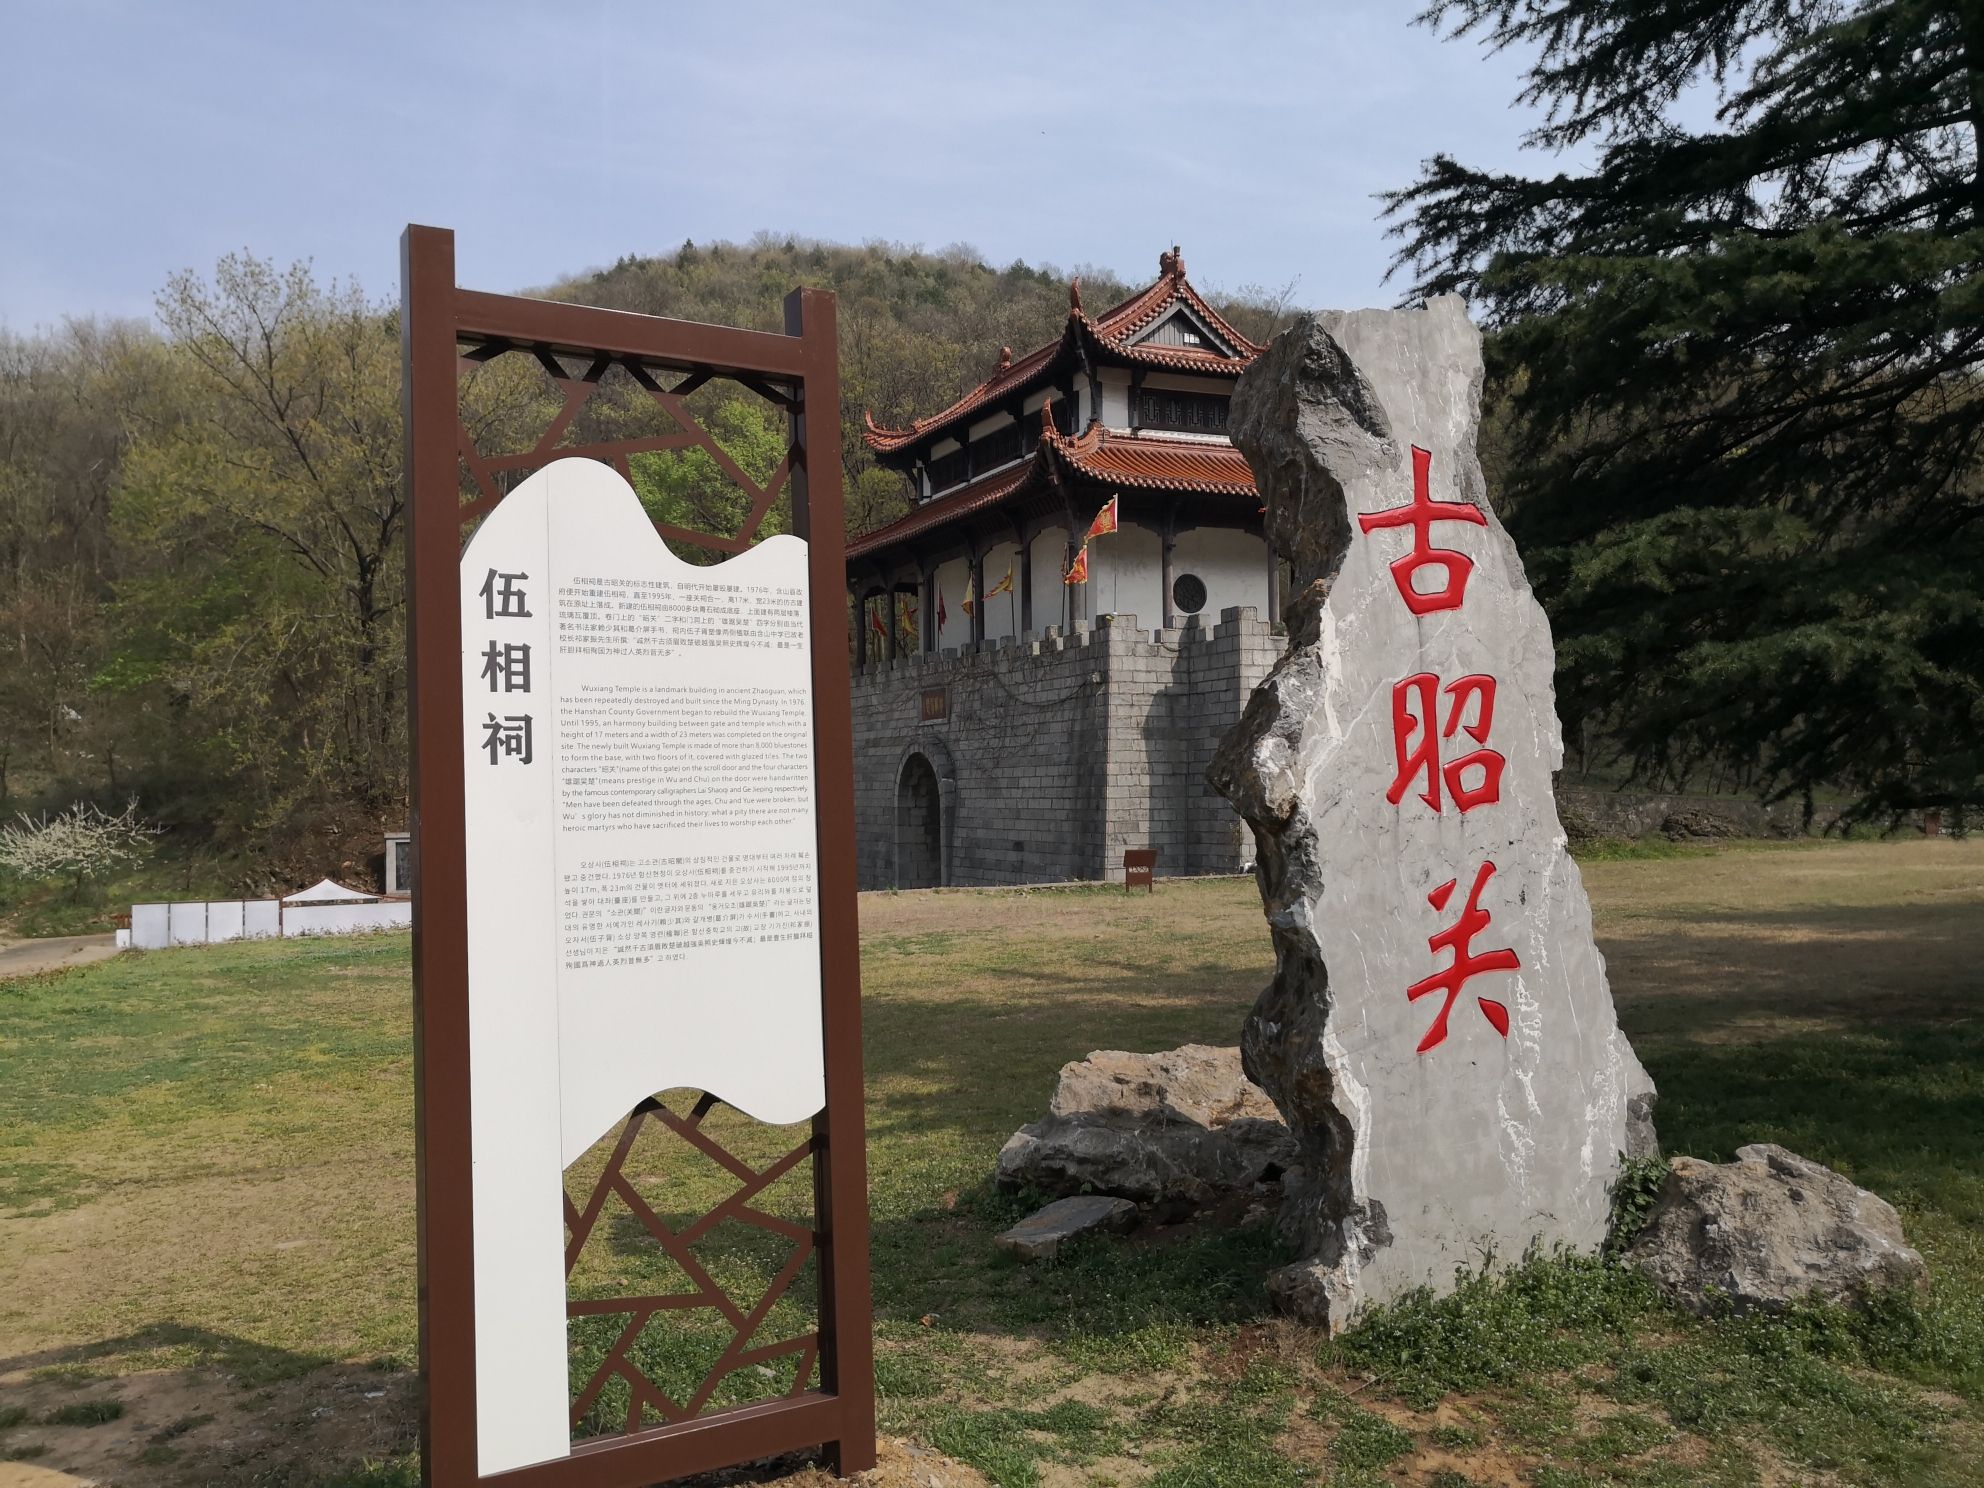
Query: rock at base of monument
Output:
[[995, 1195, 1139, 1261], [995, 1045, 1299, 1212], [1626, 1144, 1927, 1315]]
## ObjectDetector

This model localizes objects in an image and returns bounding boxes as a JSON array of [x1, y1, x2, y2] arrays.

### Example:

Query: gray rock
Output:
[[1626, 1144, 1927, 1314], [996, 1044, 1299, 1207], [1210, 301, 1656, 1333], [995, 1195, 1138, 1261]]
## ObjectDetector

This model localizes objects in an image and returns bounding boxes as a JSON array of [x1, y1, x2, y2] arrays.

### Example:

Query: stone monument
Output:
[[1210, 299, 1656, 1330]]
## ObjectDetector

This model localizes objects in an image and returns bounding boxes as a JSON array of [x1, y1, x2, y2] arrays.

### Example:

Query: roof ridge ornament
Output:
[[996, 345, 1012, 373], [1160, 244, 1185, 279], [1069, 277, 1083, 313]]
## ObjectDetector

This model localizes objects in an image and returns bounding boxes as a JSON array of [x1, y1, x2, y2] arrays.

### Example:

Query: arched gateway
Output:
[[892, 740, 954, 888]]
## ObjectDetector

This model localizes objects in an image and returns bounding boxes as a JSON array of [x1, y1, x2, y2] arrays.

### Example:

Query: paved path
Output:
[[0, 1467, 99, 1488], [0, 933, 117, 979]]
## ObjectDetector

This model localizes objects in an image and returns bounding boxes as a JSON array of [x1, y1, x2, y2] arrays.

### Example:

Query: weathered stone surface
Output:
[[996, 1044, 1299, 1205], [1211, 300, 1656, 1331], [995, 1195, 1139, 1260], [1626, 1144, 1927, 1314]]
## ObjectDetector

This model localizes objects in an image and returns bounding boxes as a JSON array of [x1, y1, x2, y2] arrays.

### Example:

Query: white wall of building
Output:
[[976, 540, 1022, 644], [1030, 526, 1074, 630], [1089, 523, 1164, 628], [1096, 369, 1132, 427], [933, 555, 972, 651], [1062, 522, 1273, 634], [1176, 526, 1272, 626]]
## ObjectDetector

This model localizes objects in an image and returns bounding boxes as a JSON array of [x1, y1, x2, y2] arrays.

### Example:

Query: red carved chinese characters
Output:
[[1407, 861, 1521, 1054], [1388, 673, 1506, 814], [1357, 444, 1487, 615], [1365, 445, 1520, 1054]]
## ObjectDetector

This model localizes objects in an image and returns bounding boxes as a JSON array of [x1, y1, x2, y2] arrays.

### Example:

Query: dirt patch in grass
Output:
[[0, 1359, 414, 1487]]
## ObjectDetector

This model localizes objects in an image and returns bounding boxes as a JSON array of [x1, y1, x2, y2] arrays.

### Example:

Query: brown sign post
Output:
[[1124, 849, 1157, 893], [402, 224, 875, 1487]]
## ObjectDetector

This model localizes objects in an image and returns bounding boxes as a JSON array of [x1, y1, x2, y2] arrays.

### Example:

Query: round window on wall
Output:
[[1172, 573, 1208, 616]]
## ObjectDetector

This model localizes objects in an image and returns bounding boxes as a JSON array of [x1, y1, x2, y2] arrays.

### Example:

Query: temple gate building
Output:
[[846, 249, 1285, 889]]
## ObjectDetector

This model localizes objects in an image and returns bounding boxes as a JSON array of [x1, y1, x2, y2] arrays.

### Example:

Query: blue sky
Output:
[[0, 1, 1572, 330]]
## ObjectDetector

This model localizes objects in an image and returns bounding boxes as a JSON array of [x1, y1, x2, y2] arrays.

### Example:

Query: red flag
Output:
[[1064, 546, 1090, 585], [1084, 495, 1120, 542], [937, 586, 948, 630]]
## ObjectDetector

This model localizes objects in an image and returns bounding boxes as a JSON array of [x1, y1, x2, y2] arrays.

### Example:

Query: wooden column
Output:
[[885, 588, 899, 665], [1161, 515, 1178, 630], [1019, 539, 1033, 634], [920, 565, 936, 653], [969, 549, 985, 647]]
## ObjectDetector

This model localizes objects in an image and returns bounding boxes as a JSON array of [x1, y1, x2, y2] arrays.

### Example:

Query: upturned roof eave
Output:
[[848, 425, 1260, 565], [862, 259, 1262, 465], [863, 322, 1083, 467]]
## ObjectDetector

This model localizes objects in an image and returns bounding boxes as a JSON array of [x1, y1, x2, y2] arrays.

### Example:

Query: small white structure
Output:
[[385, 831, 412, 896], [125, 875, 410, 950], [281, 878, 412, 938]]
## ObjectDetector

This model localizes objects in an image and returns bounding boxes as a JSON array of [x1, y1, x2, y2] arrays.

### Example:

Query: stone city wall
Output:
[[850, 610, 1847, 892], [850, 607, 1281, 889]]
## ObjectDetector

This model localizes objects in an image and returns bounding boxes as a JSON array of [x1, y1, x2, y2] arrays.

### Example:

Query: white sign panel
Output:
[[459, 457, 825, 1472]]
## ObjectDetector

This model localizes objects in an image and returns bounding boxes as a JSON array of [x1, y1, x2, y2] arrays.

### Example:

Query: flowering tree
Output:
[[0, 801, 159, 898]]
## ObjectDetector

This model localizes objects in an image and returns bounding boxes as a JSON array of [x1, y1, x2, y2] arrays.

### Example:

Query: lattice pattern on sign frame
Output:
[[451, 339, 800, 557], [563, 1093, 819, 1436]]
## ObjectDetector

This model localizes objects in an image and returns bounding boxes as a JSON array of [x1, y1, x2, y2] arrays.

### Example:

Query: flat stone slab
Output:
[[994, 1195, 1137, 1261]]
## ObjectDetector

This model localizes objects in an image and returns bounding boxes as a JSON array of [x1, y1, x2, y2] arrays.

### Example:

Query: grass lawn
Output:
[[0, 838, 1979, 1486]]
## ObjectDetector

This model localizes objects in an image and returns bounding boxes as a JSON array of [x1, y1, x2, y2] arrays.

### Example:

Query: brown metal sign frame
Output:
[[401, 224, 875, 1488]]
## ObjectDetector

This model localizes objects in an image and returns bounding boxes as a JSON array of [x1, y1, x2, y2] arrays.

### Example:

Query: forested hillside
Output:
[[546, 238, 1298, 534], [0, 238, 1294, 878]]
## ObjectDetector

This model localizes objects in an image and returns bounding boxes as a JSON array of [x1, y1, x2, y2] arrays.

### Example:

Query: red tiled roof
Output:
[[1042, 423, 1257, 495], [844, 458, 1040, 560], [862, 247, 1260, 456], [861, 335, 1066, 454], [847, 418, 1260, 562], [1086, 247, 1262, 357]]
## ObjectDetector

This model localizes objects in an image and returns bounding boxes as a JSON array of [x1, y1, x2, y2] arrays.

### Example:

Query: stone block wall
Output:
[[850, 607, 1281, 889]]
